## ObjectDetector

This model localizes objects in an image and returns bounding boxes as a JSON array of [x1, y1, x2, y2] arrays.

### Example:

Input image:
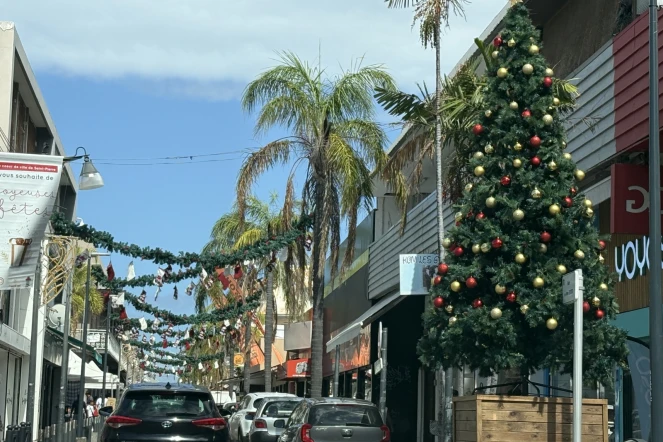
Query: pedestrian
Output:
[[96, 396, 103, 409], [86, 399, 95, 418], [64, 406, 72, 423]]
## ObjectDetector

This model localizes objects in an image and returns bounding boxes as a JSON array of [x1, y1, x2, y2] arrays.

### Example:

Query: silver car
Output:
[[249, 397, 303, 442], [277, 397, 390, 442]]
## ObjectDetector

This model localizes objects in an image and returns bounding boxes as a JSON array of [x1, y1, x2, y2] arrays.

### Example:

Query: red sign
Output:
[[611, 164, 663, 234], [284, 358, 310, 378], [0, 162, 59, 173]]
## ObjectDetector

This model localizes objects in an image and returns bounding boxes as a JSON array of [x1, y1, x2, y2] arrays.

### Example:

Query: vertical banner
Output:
[[0, 152, 63, 289], [626, 338, 651, 441], [399, 254, 439, 295]]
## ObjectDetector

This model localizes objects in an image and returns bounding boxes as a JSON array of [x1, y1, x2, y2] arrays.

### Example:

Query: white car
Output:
[[229, 392, 296, 442]]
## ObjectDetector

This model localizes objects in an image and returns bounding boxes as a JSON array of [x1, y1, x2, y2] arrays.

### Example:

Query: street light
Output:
[[64, 147, 104, 191]]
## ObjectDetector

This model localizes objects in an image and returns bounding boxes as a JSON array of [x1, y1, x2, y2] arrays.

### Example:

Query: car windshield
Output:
[[309, 404, 383, 427], [117, 391, 214, 418], [259, 401, 299, 418]]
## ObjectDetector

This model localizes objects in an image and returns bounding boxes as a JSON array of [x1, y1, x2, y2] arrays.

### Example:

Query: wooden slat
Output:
[[455, 410, 477, 421], [454, 400, 477, 411], [482, 400, 604, 414], [482, 420, 604, 435], [455, 420, 477, 432], [482, 410, 604, 425], [478, 432, 603, 442], [455, 430, 477, 442]]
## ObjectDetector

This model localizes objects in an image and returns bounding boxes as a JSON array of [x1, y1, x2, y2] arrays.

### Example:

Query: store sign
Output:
[[613, 235, 663, 281], [285, 358, 310, 378], [0, 153, 63, 289], [399, 254, 439, 295], [610, 163, 663, 235]]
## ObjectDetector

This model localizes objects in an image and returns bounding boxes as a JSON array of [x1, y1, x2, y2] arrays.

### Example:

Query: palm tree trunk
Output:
[[309, 177, 326, 398], [228, 339, 235, 395], [433, 17, 454, 442], [264, 270, 274, 392], [243, 314, 252, 394]]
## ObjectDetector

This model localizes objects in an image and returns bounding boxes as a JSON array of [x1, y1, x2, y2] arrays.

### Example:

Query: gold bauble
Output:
[[531, 187, 542, 199], [556, 264, 567, 274], [529, 44, 540, 55], [465, 183, 473, 192], [448, 316, 458, 325], [486, 196, 497, 208], [509, 101, 519, 110], [485, 144, 495, 154], [533, 277, 545, 288], [481, 243, 491, 253], [497, 67, 508, 78], [472, 244, 481, 254], [455, 212, 463, 222], [584, 208, 595, 218], [495, 284, 506, 295], [473, 151, 485, 160], [548, 161, 558, 171], [563, 153, 572, 160], [545, 68, 554, 77], [445, 304, 454, 313], [514, 142, 523, 151], [474, 166, 485, 177], [574, 169, 586, 181], [450, 281, 461, 292], [553, 97, 561, 106], [513, 158, 522, 168], [490, 307, 503, 319], [583, 199, 593, 208], [515, 253, 527, 264], [522, 63, 534, 75], [539, 243, 548, 253], [507, 38, 516, 47], [442, 237, 452, 248], [548, 204, 561, 215], [600, 283, 608, 291], [491, 50, 499, 59], [543, 114, 553, 125], [485, 109, 493, 117], [574, 250, 585, 260], [599, 254, 605, 264], [546, 318, 558, 330], [513, 209, 525, 221], [592, 296, 601, 307], [520, 304, 530, 314]]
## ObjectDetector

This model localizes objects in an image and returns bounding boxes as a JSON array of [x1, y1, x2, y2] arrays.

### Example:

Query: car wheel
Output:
[[239, 430, 248, 442]]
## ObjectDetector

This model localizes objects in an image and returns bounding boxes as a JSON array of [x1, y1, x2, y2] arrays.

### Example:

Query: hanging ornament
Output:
[[433, 276, 442, 286], [529, 44, 540, 54], [533, 277, 545, 288], [119, 306, 128, 320], [500, 176, 511, 186], [553, 97, 561, 106], [520, 304, 530, 314], [492, 238, 503, 249], [546, 318, 558, 330], [474, 166, 485, 177], [465, 183, 474, 192], [450, 281, 462, 292], [556, 264, 567, 274], [485, 109, 493, 117], [563, 197, 573, 208], [162, 339, 168, 349], [513, 158, 522, 168], [521, 109, 531, 118], [543, 77, 553, 88], [512, 209, 525, 221], [530, 156, 541, 167], [599, 254, 605, 264], [583, 199, 593, 208], [548, 161, 558, 171], [107, 262, 116, 281], [453, 247, 464, 257], [127, 261, 136, 281], [507, 38, 516, 47], [185, 281, 195, 296], [574, 250, 585, 259], [472, 244, 481, 254], [495, 284, 506, 294], [497, 68, 508, 78], [531, 187, 542, 199], [164, 264, 173, 281], [562, 141, 567, 148], [466, 277, 478, 289], [486, 196, 497, 208], [596, 309, 605, 319], [476, 212, 486, 220], [584, 207, 594, 218], [442, 237, 452, 248], [173, 286, 179, 300], [515, 253, 527, 264], [598, 240, 607, 250], [472, 124, 484, 135], [455, 212, 463, 222], [473, 151, 484, 160], [305, 236, 313, 251], [592, 296, 601, 307], [480, 243, 491, 253], [570, 186, 578, 196], [448, 316, 458, 325], [583, 301, 591, 313], [438, 263, 449, 274], [138, 290, 147, 303], [506, 291, 517, 302], [542, 114, 553, 125], [509, 101, 519, 110], [545, 68, 554, 77], [491, 50, 500, 59], [433, 297, 444, 309], [485, 144, 495, 154], [233, 264, 243, 280], [472, 299, 483, 309], [445, 305, 454, 314], [549, 204, 561, 215], [530, 135, 542, 147], [154, 268, 165, 287], [514, 142, 523, 151], [522, 63, 534, 75], [493, 36, 503, 47], [490, 308, 503, 319]]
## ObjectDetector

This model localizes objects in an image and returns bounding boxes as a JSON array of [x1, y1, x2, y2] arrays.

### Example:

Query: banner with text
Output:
[[610, 163, 663, 235], [626, 338, 651, 442], [399, 254, 439, 295], [0, 152, 63, 289]]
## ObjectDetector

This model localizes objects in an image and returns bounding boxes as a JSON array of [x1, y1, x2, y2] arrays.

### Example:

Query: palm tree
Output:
[[70, 249, 104, 332], [236, 52, 397, 398]]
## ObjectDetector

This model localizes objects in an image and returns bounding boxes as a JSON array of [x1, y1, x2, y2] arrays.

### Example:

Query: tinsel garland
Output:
[[51, 211, 313, 268]]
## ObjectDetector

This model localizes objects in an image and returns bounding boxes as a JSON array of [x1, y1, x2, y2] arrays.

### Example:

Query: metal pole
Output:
[[26, 242, 44, 429], [379, 327, 388, 421], [117, 340, 122, 399], [572, 276, 583, 442], [76, 257, 92, 437], [57, 270, 74, 442], [649, 3, 663, 442], [333, 346, 340, 397], [101, 306, 110, 404]]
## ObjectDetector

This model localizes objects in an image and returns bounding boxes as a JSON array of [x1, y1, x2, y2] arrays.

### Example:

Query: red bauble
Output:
[[438, 263, 449, 274], [598, 240, 606, 250], [453, 247, 464, 257], [466, 277, 478, 289], [570, 186, 578, 196], [595, 309, 605, 319], [433, 275, 442, 286], [583, 301, 590, 313], [493, 36, 503, 47], [563, 197, 573, 208], [500, 176, 511, 186], [492, 237, 503, 249], [530, 135, 542, 147], [521, 109, 531, 118], [472, 299, 483, 309], [472, 124, 484, 135], [540, 231, 552, 243], [506, 291, 517, 302], [530, 156, 541, 167], [543, 77, 553, 88], [476, 212, 486, 220], [433, 297, 445, 308]]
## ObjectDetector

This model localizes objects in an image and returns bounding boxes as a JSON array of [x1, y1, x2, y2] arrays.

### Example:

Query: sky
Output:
[[6, 0, 506, 378]]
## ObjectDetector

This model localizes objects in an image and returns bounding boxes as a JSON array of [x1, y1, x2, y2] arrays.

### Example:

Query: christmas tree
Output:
[[417, 1, 627, 385]]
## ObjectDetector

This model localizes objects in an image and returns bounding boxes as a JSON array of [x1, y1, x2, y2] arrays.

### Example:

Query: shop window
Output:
[[0, 290, 10, 325]]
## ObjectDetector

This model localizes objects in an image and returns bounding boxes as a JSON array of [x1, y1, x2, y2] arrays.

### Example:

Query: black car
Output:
[[100, 382, 229, 442]]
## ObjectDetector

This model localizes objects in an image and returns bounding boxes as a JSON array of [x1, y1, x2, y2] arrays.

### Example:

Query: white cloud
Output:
[[6, 0, 506, 99]]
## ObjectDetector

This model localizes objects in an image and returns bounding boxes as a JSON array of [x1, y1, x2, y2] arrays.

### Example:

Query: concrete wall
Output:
[[0, 23, 15, 153]]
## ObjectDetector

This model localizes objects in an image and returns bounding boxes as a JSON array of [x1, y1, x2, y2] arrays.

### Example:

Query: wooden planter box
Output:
[[453, 395, 609, 442]]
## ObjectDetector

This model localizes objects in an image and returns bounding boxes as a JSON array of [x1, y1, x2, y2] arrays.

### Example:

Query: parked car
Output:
[[228, 393, 296, 442], [99, 382, 229, 442], [218, 402, 239, 417], [249, 397, 303, 442], [276, 397, 390, 442]]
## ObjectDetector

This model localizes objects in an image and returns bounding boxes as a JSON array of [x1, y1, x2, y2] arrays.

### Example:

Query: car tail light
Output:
[[192, 418, 227, 431], [301, 423, 314, 442], [380, 425, 390, 442], [106, 416, 142, 429], [254, 419, 267, 429]]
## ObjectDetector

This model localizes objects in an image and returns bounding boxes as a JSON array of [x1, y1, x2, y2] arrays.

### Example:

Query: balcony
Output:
[[73, 328, 121, 363]]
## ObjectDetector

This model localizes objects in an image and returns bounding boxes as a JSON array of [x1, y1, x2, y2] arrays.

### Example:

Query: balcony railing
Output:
[[73, 329, 120, 362]]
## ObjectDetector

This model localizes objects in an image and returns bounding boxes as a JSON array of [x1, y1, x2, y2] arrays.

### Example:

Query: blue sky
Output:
[[6, 0, 507, 378]]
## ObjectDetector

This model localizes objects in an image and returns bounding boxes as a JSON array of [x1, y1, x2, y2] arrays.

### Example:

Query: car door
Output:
[[230, 396, 250, 440], [278, 401, 307, 442]]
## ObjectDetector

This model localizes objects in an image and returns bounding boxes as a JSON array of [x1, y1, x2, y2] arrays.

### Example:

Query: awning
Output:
[[47, 327, 103, 365], [326, 292, 405, 353]]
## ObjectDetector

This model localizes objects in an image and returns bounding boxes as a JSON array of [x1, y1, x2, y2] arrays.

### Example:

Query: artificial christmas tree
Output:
[[418, 1, 627, 387]]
